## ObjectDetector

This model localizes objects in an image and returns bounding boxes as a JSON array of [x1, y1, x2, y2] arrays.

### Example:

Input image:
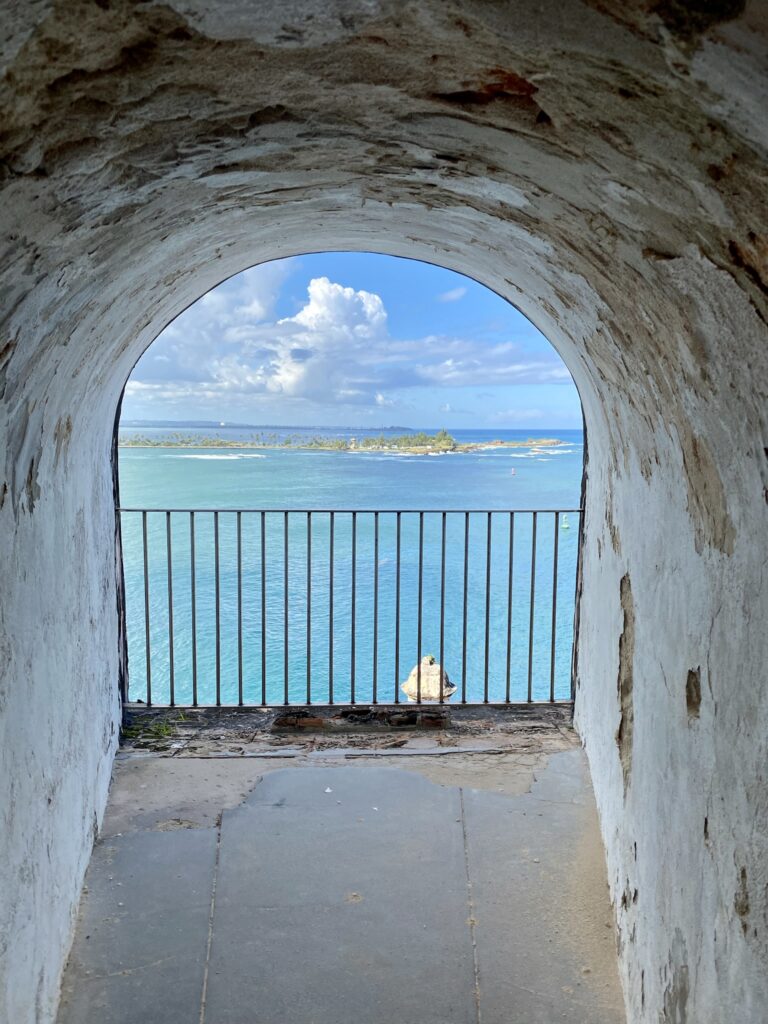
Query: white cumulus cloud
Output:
[[125, 264, 573, 420]]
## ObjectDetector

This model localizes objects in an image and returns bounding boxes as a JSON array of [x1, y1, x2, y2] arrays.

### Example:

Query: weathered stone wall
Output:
[[1, 2, 766, 1021]]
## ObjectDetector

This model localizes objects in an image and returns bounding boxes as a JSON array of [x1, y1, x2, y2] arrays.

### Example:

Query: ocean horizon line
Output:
[[120, 420, 583, 432]]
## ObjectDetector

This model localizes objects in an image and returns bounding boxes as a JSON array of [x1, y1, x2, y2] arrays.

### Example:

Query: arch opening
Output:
[[115, 252, 587, 709]]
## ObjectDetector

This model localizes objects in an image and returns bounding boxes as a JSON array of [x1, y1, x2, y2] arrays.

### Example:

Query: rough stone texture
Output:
[[401, 656, 456, 701], [1, 1, 767, 1021]]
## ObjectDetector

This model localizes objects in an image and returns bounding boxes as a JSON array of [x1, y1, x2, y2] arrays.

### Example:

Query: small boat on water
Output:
[[561, 514, 570, 529]]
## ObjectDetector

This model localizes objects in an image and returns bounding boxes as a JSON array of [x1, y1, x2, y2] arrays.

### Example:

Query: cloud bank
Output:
[[125, 264, 573, 419]]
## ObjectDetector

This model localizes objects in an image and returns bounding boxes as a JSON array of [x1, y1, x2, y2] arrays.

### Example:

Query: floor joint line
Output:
[[460, 787, 482, 1024], [199, 810, 223, 1024]]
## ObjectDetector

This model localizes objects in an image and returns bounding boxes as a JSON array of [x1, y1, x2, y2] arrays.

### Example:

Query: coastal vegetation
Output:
[[118, 429, 565, 454]]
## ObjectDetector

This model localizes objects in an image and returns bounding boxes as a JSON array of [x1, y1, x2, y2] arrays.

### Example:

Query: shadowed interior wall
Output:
[[1, 2, 766, 1021]]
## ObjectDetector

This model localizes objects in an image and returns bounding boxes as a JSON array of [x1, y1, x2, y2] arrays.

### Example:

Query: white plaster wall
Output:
[[575, 250, 768, 1020], [0, 421, 120, 1021], [1, 1, 767, 1021]]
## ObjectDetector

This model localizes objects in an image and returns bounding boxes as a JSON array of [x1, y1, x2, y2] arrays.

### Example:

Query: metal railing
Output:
[[118, 508, 582, 707]]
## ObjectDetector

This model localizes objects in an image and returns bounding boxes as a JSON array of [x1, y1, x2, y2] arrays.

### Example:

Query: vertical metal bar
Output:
[[439, 512, 446, 704], [306, 511, 312, 705], [527, 511, 538, 703], [190, 512, 197, 708], [373, 512, 379, 705], [571, 511, 583, 702], [284, 510, 289, 705], [237, 511, 243, 706], [350, 512, 357, 704], [166, 511, 175, 707], [550, 512, 560, 702], [417, 512, 424, 703], [483, 512, 492, 703], [116, 508, 128, 707], [260, 511, 266, 706], [505, 512, 514, 704], [394, 512, 401, 703], [461, 512, 469, 704], [142, 511, 152, 707], [214, 511, 221, 707], [329, 512, 334, 705]]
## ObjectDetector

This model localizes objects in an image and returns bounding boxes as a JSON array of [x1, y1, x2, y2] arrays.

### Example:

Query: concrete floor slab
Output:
[[56, 731, 625, 1024], [56, 828, 217, 1024], [462, 750, 625, 1024], [205, 768, 477, 1024]]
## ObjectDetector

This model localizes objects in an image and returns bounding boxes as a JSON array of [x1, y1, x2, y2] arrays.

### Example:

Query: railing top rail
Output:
[[117, 507, 584, 514]]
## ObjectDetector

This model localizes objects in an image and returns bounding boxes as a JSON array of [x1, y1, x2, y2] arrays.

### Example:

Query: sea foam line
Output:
[[170, 452, 267, 460]]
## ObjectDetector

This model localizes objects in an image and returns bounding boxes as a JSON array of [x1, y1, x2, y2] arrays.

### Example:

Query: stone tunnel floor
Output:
[[56, 708, 625, 1024]]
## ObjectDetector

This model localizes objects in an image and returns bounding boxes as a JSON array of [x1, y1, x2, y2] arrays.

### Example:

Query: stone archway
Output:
[[1, 3, 767, 1021]]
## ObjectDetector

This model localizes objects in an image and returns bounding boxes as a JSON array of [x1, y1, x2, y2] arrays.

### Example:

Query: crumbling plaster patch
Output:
[[616, 575, 635, 795], [1, 1, 767, 1021]]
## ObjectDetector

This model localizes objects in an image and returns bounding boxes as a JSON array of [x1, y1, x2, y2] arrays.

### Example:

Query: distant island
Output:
[[118, 429, 566, 455]]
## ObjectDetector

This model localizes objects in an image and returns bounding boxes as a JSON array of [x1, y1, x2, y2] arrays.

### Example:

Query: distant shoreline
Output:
[[118, 431, 566, 456]]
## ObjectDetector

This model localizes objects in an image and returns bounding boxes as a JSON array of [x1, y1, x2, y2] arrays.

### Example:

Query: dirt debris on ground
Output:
[[108, 705, 581, 835], [119, 705, 577, 759]]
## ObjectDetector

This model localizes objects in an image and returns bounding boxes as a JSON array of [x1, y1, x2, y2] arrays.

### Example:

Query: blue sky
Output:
[[123, 253, 581, 428]]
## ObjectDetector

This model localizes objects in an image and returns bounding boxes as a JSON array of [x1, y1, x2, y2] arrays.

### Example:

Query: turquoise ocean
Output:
[[118, 427, 584, 705]]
